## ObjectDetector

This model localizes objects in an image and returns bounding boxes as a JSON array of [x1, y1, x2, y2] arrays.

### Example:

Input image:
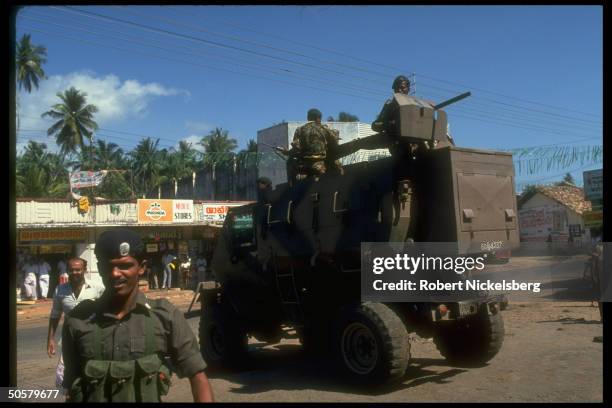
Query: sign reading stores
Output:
[[137, 199, 194, 224], [198, 203, 244, 223]]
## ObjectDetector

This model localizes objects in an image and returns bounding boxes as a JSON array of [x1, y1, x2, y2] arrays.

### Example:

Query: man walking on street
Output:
[[61, 229, 214, 402], [47, 257, 105, 388], [23, 256, 38, 301], [162, 250, 175, 289], [38, 257, 52, 300]]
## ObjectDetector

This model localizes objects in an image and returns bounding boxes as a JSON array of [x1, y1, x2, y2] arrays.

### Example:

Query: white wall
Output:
[[518, 193, 591, 243], [257, 121, 388, 187]]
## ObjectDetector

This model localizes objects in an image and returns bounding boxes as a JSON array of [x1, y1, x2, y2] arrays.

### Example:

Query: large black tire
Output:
[[332, 303, 410, 386], [199, 303, 248, 368], [434, 306, 504, 367]]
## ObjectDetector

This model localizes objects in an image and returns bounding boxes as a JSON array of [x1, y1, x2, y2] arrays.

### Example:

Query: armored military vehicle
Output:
[[199, 91, 519, 385]]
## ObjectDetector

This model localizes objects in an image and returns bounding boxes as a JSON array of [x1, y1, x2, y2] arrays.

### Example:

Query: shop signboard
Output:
[[173, 200, 194, 223], [19, 229, 86, 242], [197, 203, 245, 223], [146, 243, 159, 253], [137, 199, 194, 223], [583, 169, 603, 203]]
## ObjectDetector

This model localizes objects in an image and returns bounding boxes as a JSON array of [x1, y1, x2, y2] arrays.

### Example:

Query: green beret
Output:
[[95, 229, 144, 260]]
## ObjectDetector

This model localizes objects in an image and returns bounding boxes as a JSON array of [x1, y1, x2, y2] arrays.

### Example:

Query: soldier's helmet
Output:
[[392, 75, 411, 93], [307, 108, 322, 121]]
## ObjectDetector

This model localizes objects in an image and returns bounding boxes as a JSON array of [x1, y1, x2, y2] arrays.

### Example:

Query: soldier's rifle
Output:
[[259, 141, 291, 160]]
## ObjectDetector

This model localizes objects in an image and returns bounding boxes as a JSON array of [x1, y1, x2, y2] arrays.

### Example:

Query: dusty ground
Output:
[[15, 258, 604, 403]]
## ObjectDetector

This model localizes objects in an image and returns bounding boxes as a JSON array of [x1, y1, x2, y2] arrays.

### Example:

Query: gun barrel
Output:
[[434, 91, 471, 111]]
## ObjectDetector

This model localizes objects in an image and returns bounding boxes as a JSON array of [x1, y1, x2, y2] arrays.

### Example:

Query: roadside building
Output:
[[257, 121, 386, 188], [517, 182, 592, 244], [582, 169, 603, 238], [16, 198, 251, 284]]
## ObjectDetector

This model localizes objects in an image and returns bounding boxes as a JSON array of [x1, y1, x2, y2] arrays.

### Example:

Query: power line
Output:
[[166, 6, 403, 74], [24, 10, 389, 98], [20, 25, 384, 104], [162, 5, 602, 120], [414, 73, 602, 120], [118, 5, 393, 82], [20, 24, 599, 144], [418, 87, 602, 132], [19, 9, 602, 144], [56, 6, 387, 85]]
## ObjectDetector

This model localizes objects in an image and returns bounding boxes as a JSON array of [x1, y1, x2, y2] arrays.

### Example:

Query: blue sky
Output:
[[15, 5, 602, 190]]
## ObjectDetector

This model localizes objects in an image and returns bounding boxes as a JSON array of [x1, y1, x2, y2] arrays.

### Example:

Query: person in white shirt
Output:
[[23, 256, 38, 301], [38, 259, 52, 299], [47, 257, 105, 389]]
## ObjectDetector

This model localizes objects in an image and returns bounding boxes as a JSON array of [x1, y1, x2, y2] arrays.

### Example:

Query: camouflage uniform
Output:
[[289, 121, 342, 180]]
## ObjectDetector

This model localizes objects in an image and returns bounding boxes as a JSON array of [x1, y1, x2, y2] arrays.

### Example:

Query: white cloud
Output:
[[17, 71, 188, 147]]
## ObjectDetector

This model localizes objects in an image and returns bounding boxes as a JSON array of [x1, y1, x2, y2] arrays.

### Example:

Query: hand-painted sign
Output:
[[69, 171, 108, 189], [19, 229, 86, 242], [173, 200, 194, 223]]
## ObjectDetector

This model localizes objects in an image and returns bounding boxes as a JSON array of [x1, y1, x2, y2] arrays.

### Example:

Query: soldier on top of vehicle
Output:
[[287, 108, 343, 183]]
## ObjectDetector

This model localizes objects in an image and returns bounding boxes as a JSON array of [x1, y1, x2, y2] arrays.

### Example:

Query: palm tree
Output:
[[327, 112, 359, 122], [42, 87, 99, 156], [16, 142, 70, 198], [245, 139, 257, 153], [199, 127, 238, 168], [130, 138, 165, 197], [16, 34, 47, 93], [92, 140, 132, 199], [237, 139, 258, 168], [163, 141, 199, 194]]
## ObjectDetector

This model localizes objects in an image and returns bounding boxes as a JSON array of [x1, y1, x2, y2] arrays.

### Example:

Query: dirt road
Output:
[[16, 297, 603, 402], [16, 255, 603, 402]]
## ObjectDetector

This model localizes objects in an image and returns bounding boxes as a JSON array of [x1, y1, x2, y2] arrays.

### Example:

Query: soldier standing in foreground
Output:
[[61, 229, 214, 402], [287, 108, 343, 183]]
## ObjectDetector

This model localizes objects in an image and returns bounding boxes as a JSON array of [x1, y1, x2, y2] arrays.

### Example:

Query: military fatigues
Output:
[[372, 97, 398, 135], [62, 291, 206, 402], [288, 121, 343, 181]]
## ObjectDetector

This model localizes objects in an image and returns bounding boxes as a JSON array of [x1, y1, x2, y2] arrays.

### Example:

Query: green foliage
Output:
[[42, 87, 99, 155], [562, 172, 575, 185], [199, 127, 238, 168], [129, 138, 166, 198], [327, 112, 360, 122], [163, 140, 199, 183], [16, 142, 70, 198], [16, 34, 47, 93], [89, 140, 132, 199]]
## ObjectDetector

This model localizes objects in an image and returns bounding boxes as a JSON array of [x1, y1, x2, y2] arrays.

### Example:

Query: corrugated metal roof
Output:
[[16, 200, 253, 228]]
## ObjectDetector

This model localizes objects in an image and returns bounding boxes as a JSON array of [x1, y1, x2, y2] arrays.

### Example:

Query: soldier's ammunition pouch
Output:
[[110, 360, 136, 402], [68, 305, 171, 403], [136, 354, 171, 402]]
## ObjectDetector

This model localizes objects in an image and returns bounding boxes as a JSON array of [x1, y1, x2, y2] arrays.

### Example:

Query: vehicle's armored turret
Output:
[[336, 92, 471, 159], [199, 85, 516, 387]]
